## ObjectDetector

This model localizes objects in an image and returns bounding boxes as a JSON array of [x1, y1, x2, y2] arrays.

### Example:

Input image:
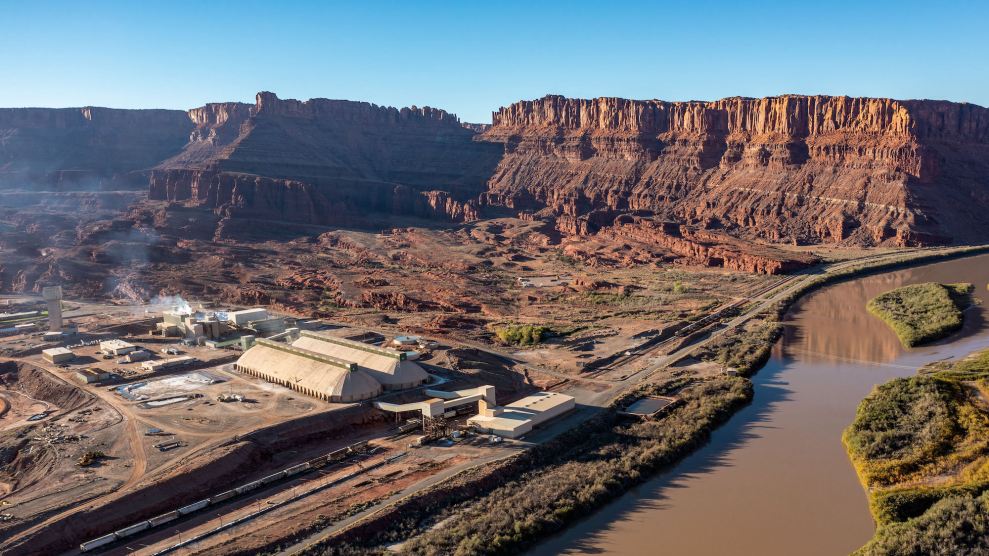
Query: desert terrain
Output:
[[0, 89, 987, 555]]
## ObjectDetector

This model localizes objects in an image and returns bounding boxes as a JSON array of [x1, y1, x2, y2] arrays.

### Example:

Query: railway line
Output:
[[71, 246, 976, 554]]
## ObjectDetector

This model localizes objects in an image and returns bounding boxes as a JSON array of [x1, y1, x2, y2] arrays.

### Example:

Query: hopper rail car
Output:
[[79, 440, 369, 552]]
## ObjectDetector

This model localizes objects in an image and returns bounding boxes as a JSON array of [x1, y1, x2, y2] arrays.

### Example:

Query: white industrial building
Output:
[[227, 308, 269, 326], [234, 331, 429, 402], [100, 339, 137, 356], [142, 355, 196, 373], [374, 385, 575, 439], [467, 391, 575, 438], [42, 347, 74, 364]]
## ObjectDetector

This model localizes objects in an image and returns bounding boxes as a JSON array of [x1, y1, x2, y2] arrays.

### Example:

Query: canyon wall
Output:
[[149, 92, 503, 224], [0, 107, 193, 188], [2, 92, 988, 252], [478, 95, 989, 246]]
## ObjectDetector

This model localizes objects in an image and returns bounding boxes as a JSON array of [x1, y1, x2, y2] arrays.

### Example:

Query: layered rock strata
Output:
[[478, 95, 989, 246], [149, 92, 502, 224], [0, 107, 192, 188]]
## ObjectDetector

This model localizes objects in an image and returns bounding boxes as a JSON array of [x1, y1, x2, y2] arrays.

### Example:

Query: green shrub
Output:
[[843, 376, 959, 486], [845, 346, 989, 553], [493, 324, 551, 346], [856, 490, 989, 555], [398, 377, 752, 556], [700, 321, 783, 376], [866, 282, 972, 347]]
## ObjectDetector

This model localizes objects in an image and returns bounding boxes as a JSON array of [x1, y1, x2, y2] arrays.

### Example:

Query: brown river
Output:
[[531, 253, 989, 555]]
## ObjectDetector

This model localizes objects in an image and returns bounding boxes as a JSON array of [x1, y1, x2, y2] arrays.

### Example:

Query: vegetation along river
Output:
[[531, 253, 989, 555]]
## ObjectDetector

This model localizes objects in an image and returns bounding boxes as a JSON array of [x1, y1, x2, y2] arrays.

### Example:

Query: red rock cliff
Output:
[[0, 107, 192, 188], [479, 95, 989, 246], [150, 92, 503, 224]]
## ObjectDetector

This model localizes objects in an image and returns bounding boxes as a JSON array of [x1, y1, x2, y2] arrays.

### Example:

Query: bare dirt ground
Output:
[[0, 197, 912, 554], [0, 361, 131, 526]]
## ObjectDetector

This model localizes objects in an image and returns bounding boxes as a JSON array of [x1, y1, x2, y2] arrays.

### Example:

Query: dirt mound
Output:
[[0, 361, 92, 410]]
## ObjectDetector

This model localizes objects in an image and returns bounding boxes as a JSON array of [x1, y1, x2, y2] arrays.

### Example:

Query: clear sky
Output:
[[2, 0, 986, 123]]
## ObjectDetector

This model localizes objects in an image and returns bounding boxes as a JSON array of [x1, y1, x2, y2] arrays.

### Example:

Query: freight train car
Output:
[[80, 534, 117, 552], [148, 510, 180, 527], [259, 470, 286, 485], [209, 489, 238, 503], [177, 499, 210, 515], [114, 521, 150, 538], [284, 462, 310, 476], [234, 480, 263, 495]]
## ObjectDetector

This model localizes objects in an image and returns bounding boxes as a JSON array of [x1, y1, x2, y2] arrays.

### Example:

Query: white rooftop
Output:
[[468, 391, 575, 438], [99, 339, 135, 350]]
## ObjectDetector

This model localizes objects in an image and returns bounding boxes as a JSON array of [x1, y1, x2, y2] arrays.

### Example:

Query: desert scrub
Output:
[[698, 320, 783, 376], [397, 377, 752, 556], [492, 323, 550, 346], [855, 490, 989, 556], [844, 348, 989, 554], [866, 282, 972, 347], [843, 376, 959, 487]]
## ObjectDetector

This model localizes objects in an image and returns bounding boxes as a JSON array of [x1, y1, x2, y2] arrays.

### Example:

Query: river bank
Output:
[[532, 249, 989, 555], [295, 246, 989, 555], [844, 348, 989, 554]]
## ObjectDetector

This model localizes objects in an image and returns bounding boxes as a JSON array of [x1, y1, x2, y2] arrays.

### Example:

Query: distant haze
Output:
[[2, 0, 987, 123]]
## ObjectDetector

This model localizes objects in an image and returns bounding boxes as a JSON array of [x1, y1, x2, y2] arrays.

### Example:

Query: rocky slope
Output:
[[2, 92, 989, 280], [0, 107, 192, 188], [148, 92, 503, 224], [478, 95, 989, 246]]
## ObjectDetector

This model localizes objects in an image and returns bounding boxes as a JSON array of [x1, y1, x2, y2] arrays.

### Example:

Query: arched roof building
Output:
[[235, 339, 382, 402], [235, 332, 429, 402], [293, 332, 429, 390]]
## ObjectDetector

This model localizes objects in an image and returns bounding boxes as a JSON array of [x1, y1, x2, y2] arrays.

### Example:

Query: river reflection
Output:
[[529, 254, 989, 556]]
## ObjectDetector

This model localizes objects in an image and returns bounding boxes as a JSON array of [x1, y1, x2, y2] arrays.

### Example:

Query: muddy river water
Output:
[[531, 254, 989, 555]]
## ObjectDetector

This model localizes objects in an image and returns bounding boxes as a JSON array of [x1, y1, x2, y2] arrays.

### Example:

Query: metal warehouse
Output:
[[292, 331, 429, 390], [234, 332, 429, 402]]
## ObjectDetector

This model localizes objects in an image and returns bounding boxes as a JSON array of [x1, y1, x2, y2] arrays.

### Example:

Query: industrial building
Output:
[[75, 368, 111, 384], [374, 385, 575, 439], [375, 386, 497, 418], [142, 355, 196, 373], [234, 332, 429, 402], [236, 339, 382, 402], [121, 350, 151, 363], [42, 285, 63, 332], [157, 310, 225, 340], [293, 332, 428, 389], [42, 347, 74, 364], [100, 339, 137, 356], [228, 308, 269, 326], [156, 306, 285, 341], [467, 391, 575, 438]]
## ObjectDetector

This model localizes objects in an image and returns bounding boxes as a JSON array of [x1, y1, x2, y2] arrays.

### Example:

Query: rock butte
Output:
[[2, 92, 989, 274]]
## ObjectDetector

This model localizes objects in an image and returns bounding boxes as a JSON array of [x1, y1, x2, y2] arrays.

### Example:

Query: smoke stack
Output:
[[42, 286, 63, 332]]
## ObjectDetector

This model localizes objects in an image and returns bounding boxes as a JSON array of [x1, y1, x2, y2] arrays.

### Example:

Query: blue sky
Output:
[[1, 0, 986, 122]]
